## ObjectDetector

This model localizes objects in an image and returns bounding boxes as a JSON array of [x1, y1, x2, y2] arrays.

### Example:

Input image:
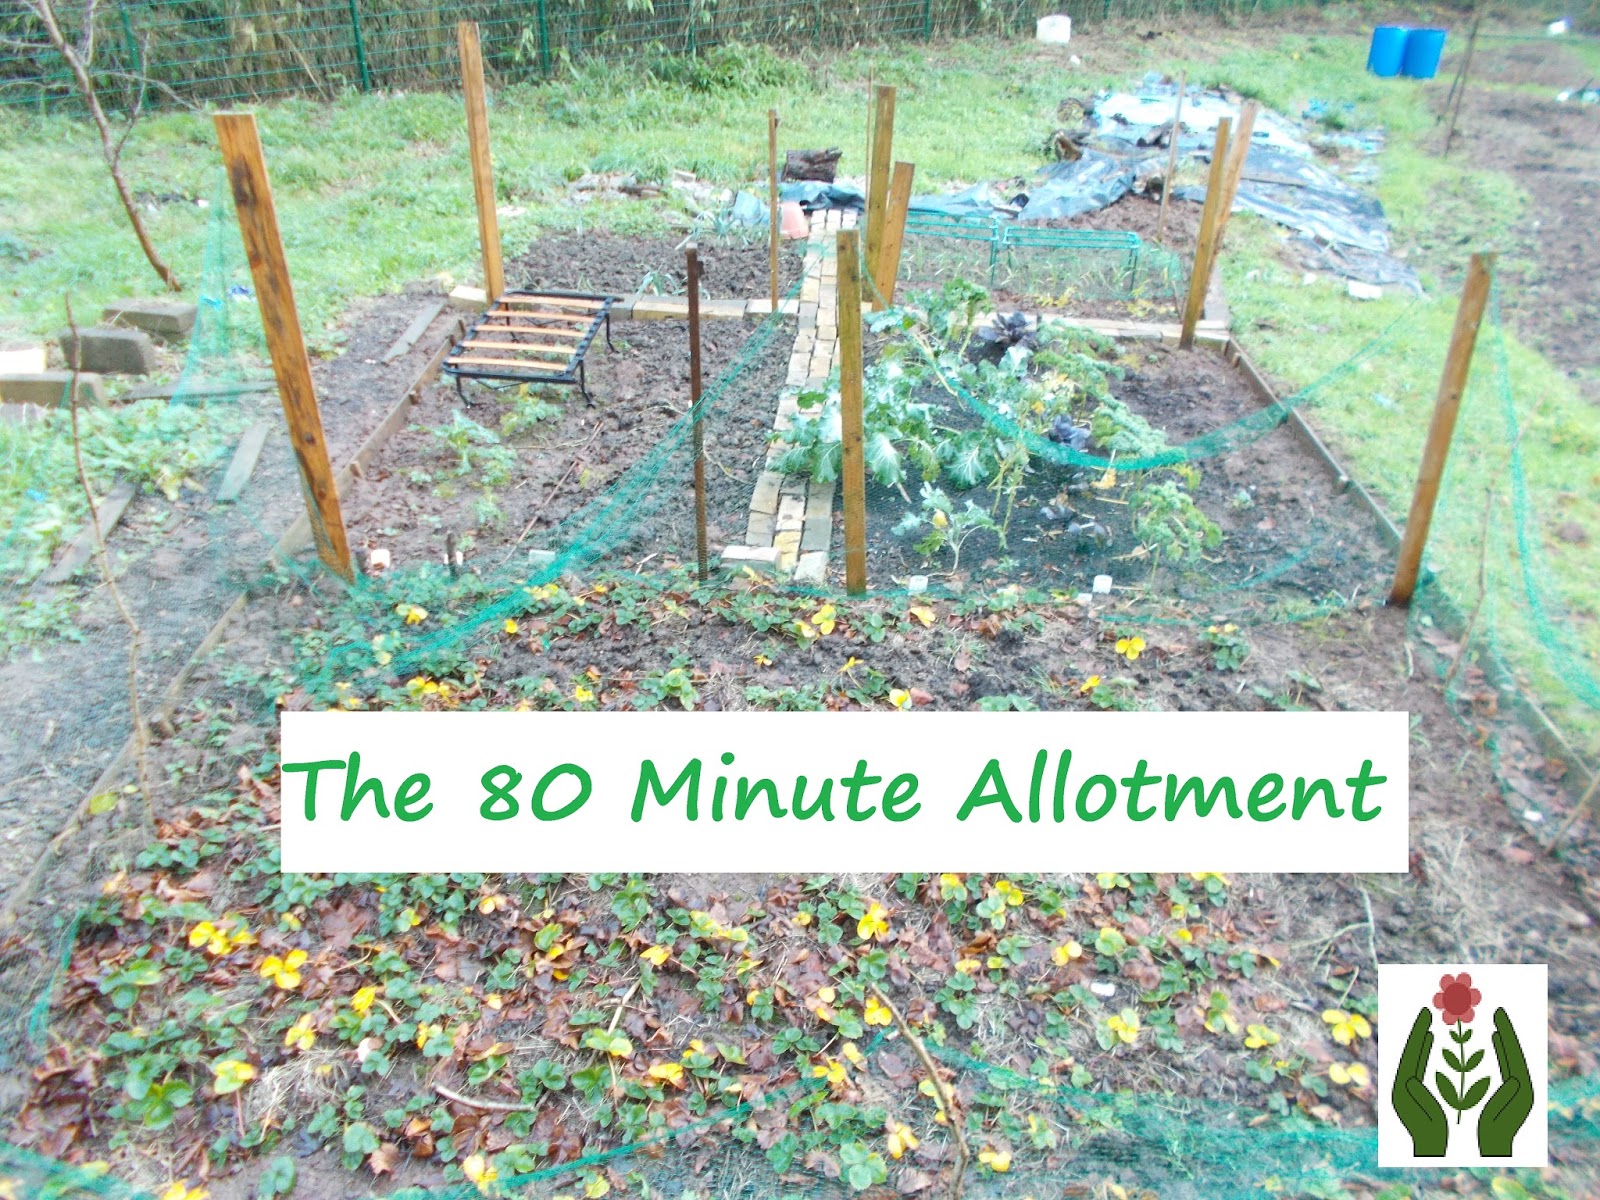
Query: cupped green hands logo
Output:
[[1390, 973, 1533, 1158]]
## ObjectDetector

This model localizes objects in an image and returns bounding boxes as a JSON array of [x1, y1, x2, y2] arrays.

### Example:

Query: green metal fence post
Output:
[[347, 0, 371, 90], [117, 3, 142, 79], [537, 0, 552, 74], [922, 0, 932, 38]]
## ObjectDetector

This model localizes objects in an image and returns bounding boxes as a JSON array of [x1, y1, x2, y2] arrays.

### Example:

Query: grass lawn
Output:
[[1, 14, 1596, 745]]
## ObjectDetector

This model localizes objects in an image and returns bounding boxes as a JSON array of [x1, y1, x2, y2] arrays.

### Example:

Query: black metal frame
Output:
[[443, 288, 617, 403]]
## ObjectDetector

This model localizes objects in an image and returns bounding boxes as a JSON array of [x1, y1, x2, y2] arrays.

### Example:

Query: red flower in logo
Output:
[[1432, 972, 1481, 1025]]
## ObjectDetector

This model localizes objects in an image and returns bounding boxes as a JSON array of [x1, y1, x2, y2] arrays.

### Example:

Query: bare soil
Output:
[[1437, 41, 1600, 392]]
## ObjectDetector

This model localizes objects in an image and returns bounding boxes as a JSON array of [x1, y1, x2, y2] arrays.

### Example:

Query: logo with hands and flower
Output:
[[1385, 966, 1543, 1165]]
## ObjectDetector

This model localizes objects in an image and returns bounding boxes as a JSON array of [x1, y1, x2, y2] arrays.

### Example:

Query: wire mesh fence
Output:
[[2, 0, 1335, 113]]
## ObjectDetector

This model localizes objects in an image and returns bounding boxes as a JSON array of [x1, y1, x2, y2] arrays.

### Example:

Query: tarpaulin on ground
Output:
[[906, 73, 1421, 291]]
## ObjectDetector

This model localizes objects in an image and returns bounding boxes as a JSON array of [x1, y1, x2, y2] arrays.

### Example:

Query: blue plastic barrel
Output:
[[1367, 25, 1409, 76], [1402, 28, 1448, 79]]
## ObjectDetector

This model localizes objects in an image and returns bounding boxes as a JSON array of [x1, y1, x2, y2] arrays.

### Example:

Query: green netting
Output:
[[897, 216, 1187, 314]]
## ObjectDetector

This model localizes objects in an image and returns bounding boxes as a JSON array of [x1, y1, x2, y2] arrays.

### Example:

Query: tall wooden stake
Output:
[[215, 113, 353, 582], [879, 161, 916, 307], [1155, 70, 1186, 246], [1443, 10, 1482, 157], [1388, 253, 1495, 607], [686, 243, 709, 582], [1179, 116, 1231, 350], [1212, 100, 1257, 252], [768, 109, 781, 314], [837, 229, 868, 594], [458, 21, 504, 301], [865, 85, 896, 309]]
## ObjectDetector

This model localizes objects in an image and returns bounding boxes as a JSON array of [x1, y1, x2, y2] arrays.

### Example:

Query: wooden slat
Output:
[[878, 161, 916, 307], [500, 295, 605, 310], [213, 421, 272, 503], [459, 23, 504, 300], [864, 85, 896, 311], [1180, 117, 1231, 350], [448, 354, 573, 371], [837, 228, 867, 594], [380, 298, 447, 363], [486, 307, 592, 323], [1389, 253, 1495, 606], [39, 479, 137, 585], [462, 339, 576, 356], [478, 322, 587, 337], [215, 112, 353, 581]]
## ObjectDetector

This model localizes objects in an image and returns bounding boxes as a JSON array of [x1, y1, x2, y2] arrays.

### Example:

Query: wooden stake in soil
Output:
[[879, 161, 916, 308], [458, 21, 505, 302], [1389, 252, 1496, 606], [768, 108, 781, 314], [214, 112, 354, 582], [865, 84, 897, 309], [1179, 116, 1231, 350], [1154, 70, 1186, 246], [686, 243, 709, 582], [1213, 100, 1257, 252], [1442, 10, 1483, 157], [837, 229, 868, 594]]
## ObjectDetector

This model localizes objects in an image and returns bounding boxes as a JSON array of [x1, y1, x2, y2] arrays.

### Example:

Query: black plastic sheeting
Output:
[[1174, 143, 1421, 291], [907, 152, 1138, 222]]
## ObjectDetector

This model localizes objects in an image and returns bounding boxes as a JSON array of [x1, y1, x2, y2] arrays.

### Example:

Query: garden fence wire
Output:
[[0, 0, 1339, 113], [1, 180, 1599, 1198]]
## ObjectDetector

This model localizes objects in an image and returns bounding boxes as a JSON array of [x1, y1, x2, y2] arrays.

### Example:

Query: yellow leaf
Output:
[[646, 1062, 685, 1087], [811, 604, 837, 636], [816, 985, 837, 1004], [863, 996, 893, 1027], [978, 1148, 1011, 1173], [573, 684, 594, 703], [640, 945, 670, 968], [583, 1174, 610, 1199], [503, 619, 519, 635], [284, 1013, 317, 1052], [1078, 675, 1101, 693], [211, 1059, 256, 1095], [857, 902, 890, 940], [1244, 1023, 1279, 1050], [888, 689, 912, 710], [159, 1184, 208, 1200], [908, 605, 936, 627], [350, 986, 377, 1015], [886, 1122, 919, 1159], [88, 791, 119, 816], [1051, 941, 1083, 966], [462, 1153, 497, 1194], [397, 603, 428, 625], [258, 949, 307, 990]]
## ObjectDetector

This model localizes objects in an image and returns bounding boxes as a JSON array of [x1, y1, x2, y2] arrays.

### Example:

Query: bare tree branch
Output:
[[23, 0, 182, 292]]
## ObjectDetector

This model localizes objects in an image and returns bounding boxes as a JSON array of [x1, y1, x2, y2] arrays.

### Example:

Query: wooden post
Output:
[[215, 113, 353, 582], [1212, 100, 1257, 252], [1442, 10, 1482, 156], [686, 243, 709, 582], [878, 161, 916, 307], [837, 229, 868, 594], [1388, 253, 1495, 607], [1154, 70, 1186, 246], [1179, 117, 1231, 350], [768, 108, 781, 314], [458, 21, 504, 302], [864, 84, 896, 310]]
